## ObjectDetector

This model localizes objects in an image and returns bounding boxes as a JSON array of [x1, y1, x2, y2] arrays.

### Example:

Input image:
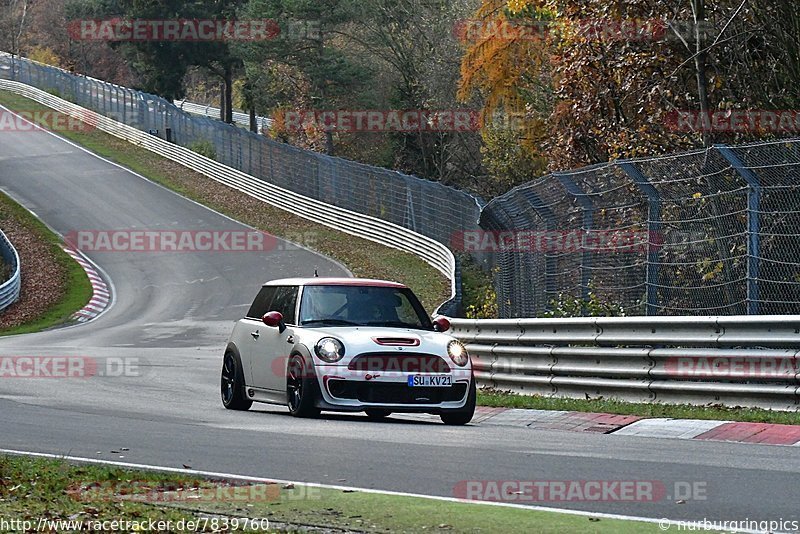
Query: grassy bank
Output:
[[0, 455, 661, 533], [0, 191, 92, 336]]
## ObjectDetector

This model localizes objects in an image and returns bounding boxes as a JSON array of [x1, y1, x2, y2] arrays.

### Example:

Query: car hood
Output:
[[293, 326, 455, 361]]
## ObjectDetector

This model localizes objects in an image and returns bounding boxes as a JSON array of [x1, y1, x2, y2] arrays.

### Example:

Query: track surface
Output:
[[0, 119, 799, 526]]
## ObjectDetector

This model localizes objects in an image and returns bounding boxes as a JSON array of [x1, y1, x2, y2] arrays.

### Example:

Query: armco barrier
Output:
[[0, 229, 21, 311], [0, 80, 456, 311], [449, 315, 800, 411]]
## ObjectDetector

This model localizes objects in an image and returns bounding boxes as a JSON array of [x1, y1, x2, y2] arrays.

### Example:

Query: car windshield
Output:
[[299, 285, 433, 330]]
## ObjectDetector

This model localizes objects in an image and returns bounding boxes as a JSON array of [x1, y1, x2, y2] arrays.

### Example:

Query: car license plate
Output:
[[408, 375, 452, 387]]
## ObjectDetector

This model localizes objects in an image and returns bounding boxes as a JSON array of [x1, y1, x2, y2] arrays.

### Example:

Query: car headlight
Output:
[[447, 340, 469, 367], [315, 337, 345, 363]]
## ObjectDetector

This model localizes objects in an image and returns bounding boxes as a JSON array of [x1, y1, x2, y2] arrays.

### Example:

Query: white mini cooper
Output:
[[221, 278, 475, 425]]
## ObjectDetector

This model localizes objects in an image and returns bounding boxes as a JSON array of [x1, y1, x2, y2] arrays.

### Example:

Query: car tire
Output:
[[287, 354, 321, 418], [364, 409, 391, 421], [440, 379, 476, 426], [221, 351, 252, 411]]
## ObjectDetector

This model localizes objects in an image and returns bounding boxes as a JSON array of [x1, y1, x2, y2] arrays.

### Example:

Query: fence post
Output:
[[404, 186, 418, 232], [715, 144, 761, 315], [554, 172, 594, 306], [620, 162, 661, 315], [269, 144, 274, 181], [519, 188, 558, 313]]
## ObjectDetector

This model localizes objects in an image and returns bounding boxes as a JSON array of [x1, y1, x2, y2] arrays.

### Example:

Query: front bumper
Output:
[[314, 365, 472, 413]]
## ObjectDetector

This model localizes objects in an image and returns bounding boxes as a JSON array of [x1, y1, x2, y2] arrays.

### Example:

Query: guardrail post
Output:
[[620, 162, 661, 315], [716, 145, 761, 314], [555, 172, 594, 306]]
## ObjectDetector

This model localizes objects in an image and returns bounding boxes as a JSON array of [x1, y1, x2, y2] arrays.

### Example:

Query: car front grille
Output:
[[327, 379, 467, 404], [347, 352, 451, 373]]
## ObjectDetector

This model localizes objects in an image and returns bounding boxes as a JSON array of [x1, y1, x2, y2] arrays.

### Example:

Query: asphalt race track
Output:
[[0, 114, 799, 526]]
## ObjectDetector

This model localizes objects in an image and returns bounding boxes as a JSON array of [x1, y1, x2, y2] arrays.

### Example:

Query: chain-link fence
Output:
[[3, 53, 800, 318], [482, 142, 800, 317]]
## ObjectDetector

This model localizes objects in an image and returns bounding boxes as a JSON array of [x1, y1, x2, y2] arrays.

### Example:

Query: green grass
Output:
[[0, 455, 217, 530], [0, 192, 93, 336], [187, 485, 660, 533], [478, 390, 800, 425], [0, 455, 661, 533], [459, 253, 498, 318], [0, 91, 450, 312]]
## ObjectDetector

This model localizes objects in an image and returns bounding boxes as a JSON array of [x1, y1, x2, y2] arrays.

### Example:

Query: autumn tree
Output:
[[238, 0, 369, 154], [460, 0, 800, 171], [0, 0, 30, 72], [456, 0, 552, 194], [64, 0, 246, 119]]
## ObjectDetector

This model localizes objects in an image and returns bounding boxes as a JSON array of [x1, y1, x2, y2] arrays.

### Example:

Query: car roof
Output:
[[263, 277, 407, 288]]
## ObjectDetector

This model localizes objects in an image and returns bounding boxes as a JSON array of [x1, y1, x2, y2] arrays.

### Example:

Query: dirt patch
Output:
[[0, 216, 66, 329]]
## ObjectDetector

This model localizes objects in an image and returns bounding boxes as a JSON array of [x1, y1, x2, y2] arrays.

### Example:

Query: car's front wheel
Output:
[[287, 354, 321, 418], [221, 351, 252, 411], [440, 379, 476, 425]]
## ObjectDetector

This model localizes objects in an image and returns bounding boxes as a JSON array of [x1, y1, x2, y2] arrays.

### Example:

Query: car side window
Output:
[[246, 286, 276, 319], [270, 286, 298, 325], [396, 294, 422, 324]]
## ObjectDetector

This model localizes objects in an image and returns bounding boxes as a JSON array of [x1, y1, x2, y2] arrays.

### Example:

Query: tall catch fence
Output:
[[481, 142, 800, 317], [3, 54, 800, 318]]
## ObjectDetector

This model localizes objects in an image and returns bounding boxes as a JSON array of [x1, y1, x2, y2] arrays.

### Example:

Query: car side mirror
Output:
[[262, 311, 286, 333], [432, 316, 451, 333]]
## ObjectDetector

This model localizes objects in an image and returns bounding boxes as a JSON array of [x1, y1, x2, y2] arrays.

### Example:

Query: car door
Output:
[[240, 285, 276, 386], [250, 285, 298, 392]]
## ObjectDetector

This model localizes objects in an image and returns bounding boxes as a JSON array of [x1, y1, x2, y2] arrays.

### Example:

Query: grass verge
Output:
[[478, 389, 800, 425], [0, 192, 92, 336], [459, 253, 498, 318], [0, 91, 449, 312], [0, 455, 661, 533]]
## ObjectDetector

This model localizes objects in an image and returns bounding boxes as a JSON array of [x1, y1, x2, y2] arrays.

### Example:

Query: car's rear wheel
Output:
[[221, 352, 252, 411], [440, 379, 476, 425], [364, 409, 391, 421], [287, 354, 321, 418]]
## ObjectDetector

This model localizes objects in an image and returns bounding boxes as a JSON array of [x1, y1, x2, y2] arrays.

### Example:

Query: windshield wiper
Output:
[[301, 319, 362, 327]]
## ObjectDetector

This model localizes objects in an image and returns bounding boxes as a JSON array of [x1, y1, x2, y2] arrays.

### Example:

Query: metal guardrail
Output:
[[0, 80, 457, 311], [450, 315, 800, 411], [174, 100, 273, 134], [0, 229, 21, 311]]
